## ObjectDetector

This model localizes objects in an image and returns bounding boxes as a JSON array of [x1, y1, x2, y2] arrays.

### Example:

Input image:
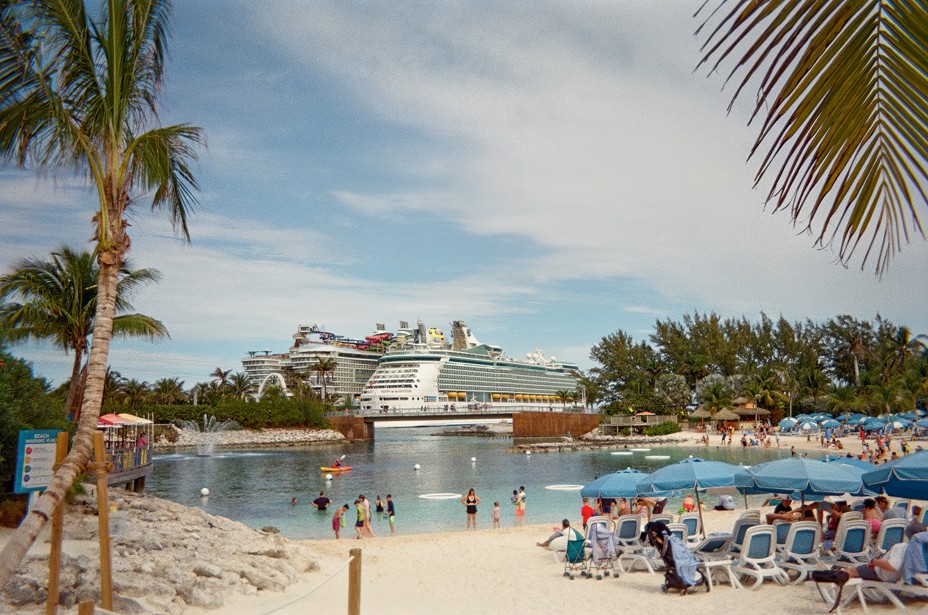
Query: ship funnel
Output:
[[400, 320, 409, 329]]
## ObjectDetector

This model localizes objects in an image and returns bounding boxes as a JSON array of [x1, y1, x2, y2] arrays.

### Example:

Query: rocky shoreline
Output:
[[156, 426, 347, 450], [1, 489, 320, 614], [509, 430, 691, 453]]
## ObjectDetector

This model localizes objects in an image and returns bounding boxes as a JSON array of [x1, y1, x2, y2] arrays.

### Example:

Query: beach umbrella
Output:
[[915, 409, 926, 417], [861, 450, 928, 500], [863, 418, 886, 430], [799, 421, 817, 431], [735, 458, 866, 507], [778, 418, 798, 429], [820, 419, 841, 429], [637, 457, 741, 535], [888, 419, 911, 430], [818, 455, 876, 473], [899, 412, 918, 421], [98, 413, 128, 425], [915, 418, 928, 428], [580, 468, 647, 499]]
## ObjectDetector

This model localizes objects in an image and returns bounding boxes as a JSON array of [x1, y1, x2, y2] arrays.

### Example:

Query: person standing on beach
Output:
[[515, 487, 526, 524], [333, 504, 349, 539], [386, 494, 396, 534], [462, 488, 480, 529], [581, 498, 595, 530], [359, 495, 376, 537]]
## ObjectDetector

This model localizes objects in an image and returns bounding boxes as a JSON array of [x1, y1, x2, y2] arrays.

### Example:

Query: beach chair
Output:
[[562, 526, 588, 579], [772, 520, 792, 547], [726, 517, 759, 555], [817, 533, 928, 611], [614, 515, 659, 574], [872, 518, 908, 557], [667, 523, 688, 544], [650, 513, 674, 525], [692, 534, 741, 590], [822, 520, 872, 568], [585, 519, 619, 579], [775, 521, 823, 584], [679, 512, 703, 545], [731, 525, 789, 589], [739, 509, 761, 522]]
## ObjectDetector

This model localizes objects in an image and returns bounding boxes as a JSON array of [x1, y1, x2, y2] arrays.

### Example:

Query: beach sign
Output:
[[13, 429, 62, 493]]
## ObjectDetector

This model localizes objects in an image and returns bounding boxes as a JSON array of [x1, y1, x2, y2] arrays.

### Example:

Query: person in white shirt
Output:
[[846, 542, 908, 582]]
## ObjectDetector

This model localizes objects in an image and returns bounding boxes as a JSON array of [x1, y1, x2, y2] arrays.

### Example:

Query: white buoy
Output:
[[325, 473, 333, 481], [414, 464, 421, 470], [525, 450, 531, 455], [471, 457, 476, 463], [200, 487, 209, 496]]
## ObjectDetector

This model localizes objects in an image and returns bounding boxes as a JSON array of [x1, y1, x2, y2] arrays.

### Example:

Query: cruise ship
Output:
[[241, 323, 393, 403], [359, 321, 583, 412]]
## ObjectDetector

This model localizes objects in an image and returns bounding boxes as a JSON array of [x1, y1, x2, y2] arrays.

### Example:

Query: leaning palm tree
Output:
[[0, 0, 203, 585], [210, 367, 232, 390], [0, 247, 167, 421], [697, 2, 928, 273]]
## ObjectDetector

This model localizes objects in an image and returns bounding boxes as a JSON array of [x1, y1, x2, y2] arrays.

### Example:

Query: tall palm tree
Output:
[[697, 2, 928, 273], [228, 372, 252, 400], [312, 358, 337, 401], [210, 367, 232, 390], [0, 0, 203, 584], [0, 247, 167, 421], [119, 378, 149, 410]]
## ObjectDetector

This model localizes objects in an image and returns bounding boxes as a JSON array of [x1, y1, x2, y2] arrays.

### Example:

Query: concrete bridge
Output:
[[326, 408, 601, 440]]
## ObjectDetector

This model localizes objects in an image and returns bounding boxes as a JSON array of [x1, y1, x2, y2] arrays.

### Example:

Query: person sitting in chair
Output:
[[765, 496, 796, 524], [537, 519, 579, 547]]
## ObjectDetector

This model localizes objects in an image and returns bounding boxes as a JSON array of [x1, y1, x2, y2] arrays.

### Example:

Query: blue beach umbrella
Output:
[[862, 450, 928, 500], [735, 458, 866, 505], [799, 421, 817, 431], [863, 418, 886, 430], [637, 457, 742, 532], [580, 468, 646, 499], [821, 419, 841, 429], [778, 418, 798, 429], [818, 455, 876, 473], [915, 418, 928, 428]]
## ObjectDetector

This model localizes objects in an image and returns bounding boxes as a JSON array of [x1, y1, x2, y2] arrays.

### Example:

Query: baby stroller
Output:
[[562, 526, 588, 580], [643, 521, 709, 595], [585, 520, 619, 579]]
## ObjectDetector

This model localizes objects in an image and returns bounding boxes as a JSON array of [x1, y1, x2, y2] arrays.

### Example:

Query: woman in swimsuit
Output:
[[461, 488, 480, 529]]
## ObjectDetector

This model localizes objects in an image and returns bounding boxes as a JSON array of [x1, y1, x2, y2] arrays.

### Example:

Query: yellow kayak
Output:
[[320, 466, 351, 473]]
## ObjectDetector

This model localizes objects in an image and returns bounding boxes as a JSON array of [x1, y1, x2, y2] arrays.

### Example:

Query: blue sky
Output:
[[2, 1, 926, 388]]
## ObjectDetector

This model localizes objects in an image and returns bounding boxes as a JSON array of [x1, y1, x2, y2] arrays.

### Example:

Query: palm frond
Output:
[[697, 0, 928, 273], [111, 313, 168, 340]]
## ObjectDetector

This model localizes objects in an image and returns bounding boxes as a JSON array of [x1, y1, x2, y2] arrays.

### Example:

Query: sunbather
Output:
[[537, 519, 576, 547], [844, 541, 908, 582]]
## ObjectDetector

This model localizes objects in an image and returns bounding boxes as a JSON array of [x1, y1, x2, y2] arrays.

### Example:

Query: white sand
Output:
[[194, 511, 835, 615]]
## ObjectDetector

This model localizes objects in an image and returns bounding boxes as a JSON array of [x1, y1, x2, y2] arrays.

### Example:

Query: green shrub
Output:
[[644, 421, 681, 436]]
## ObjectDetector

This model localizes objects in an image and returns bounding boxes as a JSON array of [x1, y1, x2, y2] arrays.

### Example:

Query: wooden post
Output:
[[77, 601, 94, 615], [348, 548, 361, 615], [91, 431, 113, 610], [45, 432, 69, 615]]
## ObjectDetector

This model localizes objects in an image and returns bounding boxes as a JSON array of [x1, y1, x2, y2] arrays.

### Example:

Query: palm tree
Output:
[[210, 367, 232, 390], [697, 3, 928, 273], [0, 0, 203, 584], [0, 247, 167, 421], [151, 377, 186, 405], [228, 372, 252, 400], [883, 326, 928, 377], [119, 378, 149, 410], [312, 358, 337, 401], [554, 389, 573, 409]]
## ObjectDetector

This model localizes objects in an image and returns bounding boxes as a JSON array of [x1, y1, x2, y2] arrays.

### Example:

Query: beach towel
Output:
[[899, 531, 928, 584], [667, 533, 699, 587], [591, 524, 616, 564]]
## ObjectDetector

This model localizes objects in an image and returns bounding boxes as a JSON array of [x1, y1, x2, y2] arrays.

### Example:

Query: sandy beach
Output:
[[3, 428, 923, 614]]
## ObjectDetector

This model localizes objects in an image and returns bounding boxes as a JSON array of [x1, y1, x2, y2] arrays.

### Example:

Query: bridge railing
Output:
[[326, 404, 591, 420]]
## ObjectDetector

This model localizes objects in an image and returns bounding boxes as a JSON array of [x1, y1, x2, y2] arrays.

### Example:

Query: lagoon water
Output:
[[148, 427, 792, 539]]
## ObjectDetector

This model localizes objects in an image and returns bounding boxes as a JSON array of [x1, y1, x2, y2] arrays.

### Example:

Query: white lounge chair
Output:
[[613, 515, 658, 574], [872, 518, 908, 557], [650, 513, 674, 525], [775, 521, 823, 584], [666, 523, 688, 544], [692, 534, 742, 590], [731, 525, 789, 589], [823, 520, 872, 568], [726, 517, 759, 556]]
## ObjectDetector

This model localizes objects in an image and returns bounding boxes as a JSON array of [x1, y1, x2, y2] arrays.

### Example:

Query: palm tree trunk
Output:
[[64, 344, 85, 421], [0, 249, 123, 588]]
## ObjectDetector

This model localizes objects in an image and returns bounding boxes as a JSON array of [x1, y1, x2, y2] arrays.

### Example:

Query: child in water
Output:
[[493, 501, 501, 528], [333, 504, 349, 540]]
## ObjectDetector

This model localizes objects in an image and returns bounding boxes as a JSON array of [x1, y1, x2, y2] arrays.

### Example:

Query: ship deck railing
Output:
[[326, 405, 594, 419]]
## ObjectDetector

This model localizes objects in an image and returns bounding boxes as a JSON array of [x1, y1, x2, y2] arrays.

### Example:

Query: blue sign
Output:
[[13, 430, 62, 493]]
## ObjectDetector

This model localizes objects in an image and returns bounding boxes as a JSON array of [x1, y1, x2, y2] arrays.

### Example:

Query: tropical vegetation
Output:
[[0, 0, 203, 584], [589, 311, 927, 423], [696, 2, 928, 274], [0, 247, 167, 422]]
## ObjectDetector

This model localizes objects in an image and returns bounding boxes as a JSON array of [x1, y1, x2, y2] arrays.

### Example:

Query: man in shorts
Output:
[[845, 541, 908, 582], [386, 494, 396, 534]]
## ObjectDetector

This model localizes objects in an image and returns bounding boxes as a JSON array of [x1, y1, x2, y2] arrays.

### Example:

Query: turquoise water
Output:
[[147, 428, 791, 539]]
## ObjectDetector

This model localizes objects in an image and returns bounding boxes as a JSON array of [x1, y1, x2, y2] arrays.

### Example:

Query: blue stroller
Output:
[[586, 521, 619, 579]]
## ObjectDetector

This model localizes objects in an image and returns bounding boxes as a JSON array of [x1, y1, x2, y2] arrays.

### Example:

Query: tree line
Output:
[[588, 312, 928, 422]]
